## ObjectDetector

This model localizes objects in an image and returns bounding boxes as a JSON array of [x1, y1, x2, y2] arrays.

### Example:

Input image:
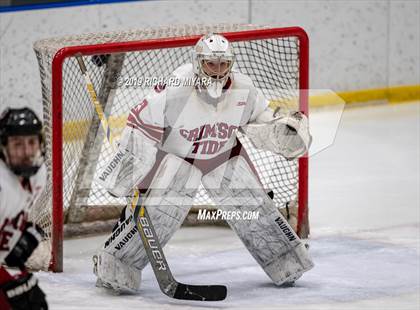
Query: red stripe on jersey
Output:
[[128, 111, 164, 133], [127, 113, 163, 140], [129, 99, 164, 132], [127, 121, 162, 143]]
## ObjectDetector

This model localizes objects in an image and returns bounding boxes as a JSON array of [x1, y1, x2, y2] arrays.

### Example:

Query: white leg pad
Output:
[[202, 156, 314, 285], [94, 154, 202, 292]]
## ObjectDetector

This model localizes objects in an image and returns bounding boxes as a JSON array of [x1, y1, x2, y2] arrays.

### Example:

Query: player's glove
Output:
[[0, 272, 48, 310], [4, 222, 44, 268]]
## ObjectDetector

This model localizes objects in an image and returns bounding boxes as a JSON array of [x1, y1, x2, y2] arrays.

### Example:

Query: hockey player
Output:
[[0, 108, 48, 309], [94, 33, 313, 293]]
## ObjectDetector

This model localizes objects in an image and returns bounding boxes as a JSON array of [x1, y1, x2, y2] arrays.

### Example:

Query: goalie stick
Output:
[[76, 54, 227, 301]]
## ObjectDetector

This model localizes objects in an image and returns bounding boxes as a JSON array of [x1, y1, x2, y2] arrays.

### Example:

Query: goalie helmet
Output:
[[192, 33, 235, 99], [0, 107, 45, 178]]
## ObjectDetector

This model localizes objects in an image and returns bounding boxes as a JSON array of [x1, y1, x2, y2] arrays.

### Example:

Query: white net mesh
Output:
[[31, 24, 307, 271]]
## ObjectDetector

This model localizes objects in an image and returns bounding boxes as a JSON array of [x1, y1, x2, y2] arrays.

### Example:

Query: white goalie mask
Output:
[[192, 33, 235, 99]]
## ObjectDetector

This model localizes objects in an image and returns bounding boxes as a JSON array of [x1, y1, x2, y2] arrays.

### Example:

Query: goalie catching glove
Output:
[[242, 111, 312, 160]]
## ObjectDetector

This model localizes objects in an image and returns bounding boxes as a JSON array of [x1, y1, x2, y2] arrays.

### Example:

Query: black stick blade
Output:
[[173, 284, 227, 301]]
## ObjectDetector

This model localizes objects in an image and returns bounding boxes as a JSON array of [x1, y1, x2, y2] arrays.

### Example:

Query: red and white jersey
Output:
[[0, 160, 46, 264], [126, 64, 269, 160]]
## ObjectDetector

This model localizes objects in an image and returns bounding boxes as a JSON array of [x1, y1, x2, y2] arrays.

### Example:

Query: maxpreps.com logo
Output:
[[197, 209, 260, 221]]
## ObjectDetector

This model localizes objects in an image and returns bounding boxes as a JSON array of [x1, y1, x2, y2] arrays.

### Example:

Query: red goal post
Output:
[[33, 24, 309, 272]]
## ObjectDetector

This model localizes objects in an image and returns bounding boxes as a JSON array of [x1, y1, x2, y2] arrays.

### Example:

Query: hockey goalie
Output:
[[94, 33, 314, 293]]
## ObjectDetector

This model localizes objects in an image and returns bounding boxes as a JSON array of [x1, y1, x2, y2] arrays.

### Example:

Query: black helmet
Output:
[[0, 107, 45, 178]]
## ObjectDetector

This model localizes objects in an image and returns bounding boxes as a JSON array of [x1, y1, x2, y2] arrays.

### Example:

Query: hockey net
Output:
[[31, 24, 309, 272]]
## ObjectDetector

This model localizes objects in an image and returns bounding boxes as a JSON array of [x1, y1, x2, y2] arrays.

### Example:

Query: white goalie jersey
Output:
[[99, 63, 310, 196], [126, 64, 269, 159]]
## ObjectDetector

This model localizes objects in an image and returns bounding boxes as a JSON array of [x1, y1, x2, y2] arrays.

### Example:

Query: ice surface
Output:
[[36, 102, 419, 309]]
